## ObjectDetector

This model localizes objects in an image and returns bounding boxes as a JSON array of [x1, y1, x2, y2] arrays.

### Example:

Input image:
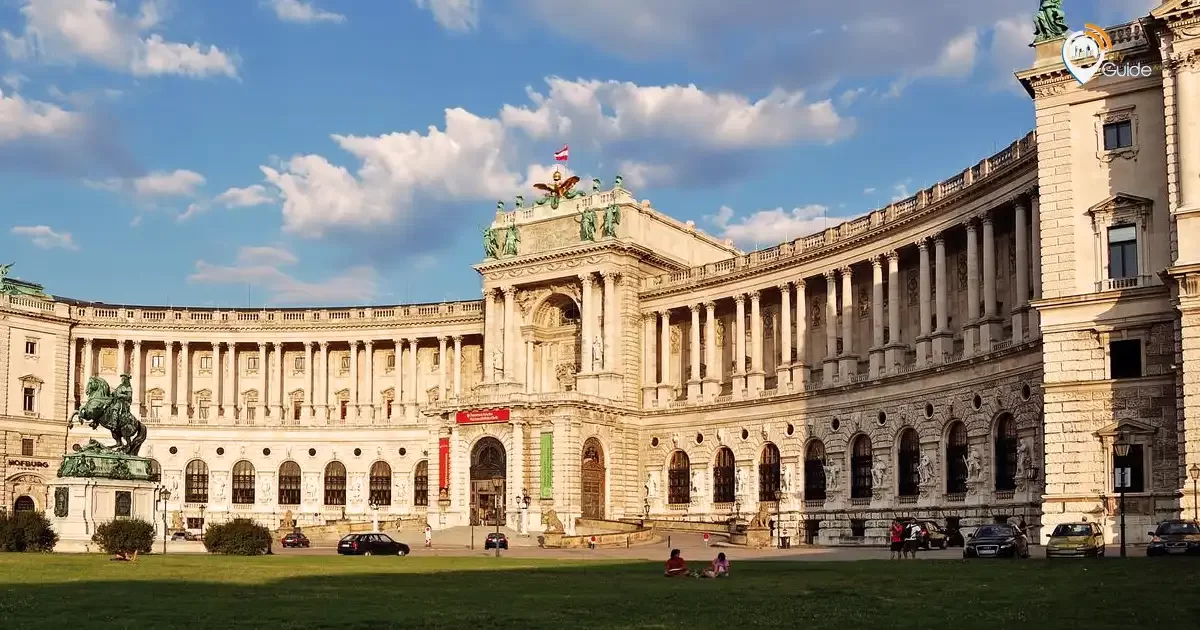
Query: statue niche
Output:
[[531, 293, 582, 393]]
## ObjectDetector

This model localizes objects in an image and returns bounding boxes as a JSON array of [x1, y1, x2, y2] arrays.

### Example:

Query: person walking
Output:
[[424, 524, 432, 548], [903, 520, 922, 559], [889, 520, 904, 560]]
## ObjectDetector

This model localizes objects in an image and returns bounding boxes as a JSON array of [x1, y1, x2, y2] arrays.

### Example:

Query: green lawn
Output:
[[1, 554, 1197, 629]]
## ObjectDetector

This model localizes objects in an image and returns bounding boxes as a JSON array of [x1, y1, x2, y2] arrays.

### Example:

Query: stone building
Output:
[[2, 4, 1197, 546]]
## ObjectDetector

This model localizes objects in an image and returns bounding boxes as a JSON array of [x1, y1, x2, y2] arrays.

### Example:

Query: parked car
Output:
[[484, 532, 509, 550], [920, 521, 950, 550], [1146, 520, 1200, 557], [170, 531, 198, 541], [963, 524, 1030, 559], [896, 518, 929, 548], [281, 532, 310, 548], [1046, 522, 1105, 558], [337, 533, 410, 556]]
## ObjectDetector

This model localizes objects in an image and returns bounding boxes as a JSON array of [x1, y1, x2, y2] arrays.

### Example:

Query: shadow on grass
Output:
[[0, 555, 1197, 629]]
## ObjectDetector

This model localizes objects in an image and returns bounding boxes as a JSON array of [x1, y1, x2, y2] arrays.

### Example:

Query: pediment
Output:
[[1152, 1, 1197, 19], [18, 374, 44, 385], [1093, 419, 1158, 438], [1087, 193, 1154, 215]]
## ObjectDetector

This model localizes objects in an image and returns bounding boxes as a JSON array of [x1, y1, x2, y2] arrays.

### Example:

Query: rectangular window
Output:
[[186, 517, 205, 530], [293, 402, 302, 421], [1103, 120, 1133, 150], [247, 406, 256, 420], [341, 355, 351, 370], [150, 400, 162, 419], [850, 519, 866, 537], [22, 438, 34, 456], [24, 340, 37, 355], [1110, 339, 1142, 379], [248, 356, 259, 371], [151, 354, 164, 369], [1107, 225, 1138, 280], [387, 354, 396, 369], [386, 399, 393, 419], [199, 355, 212, 370], [340, 400, 348, 420], [1113, 444, 1145, 493], [198, 401, 210, 419], [294, 356, 304, 371], [22, 387, 35, 412]]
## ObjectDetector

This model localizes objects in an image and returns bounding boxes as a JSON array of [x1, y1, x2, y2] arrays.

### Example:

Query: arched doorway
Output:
[[581, 438, 605, 520], [470, 437, 506, 526], [13, 495, 35, 512], [532, 293, 582, 392]]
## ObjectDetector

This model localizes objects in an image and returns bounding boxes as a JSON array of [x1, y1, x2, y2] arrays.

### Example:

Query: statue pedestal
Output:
[[744, 527, 772, 549], [50, 477, 160, 552]]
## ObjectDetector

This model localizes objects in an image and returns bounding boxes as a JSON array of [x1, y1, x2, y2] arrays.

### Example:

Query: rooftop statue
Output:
[[1033, 0, 1068, 42], [0, 263, 50, 298], [503, 222, 521, 256], [70, 375, 149, 457], [579, 206, 598, 242], [482, 226, 500, 259], [532, 170, 584, 209], [602, 203, 621, 238]]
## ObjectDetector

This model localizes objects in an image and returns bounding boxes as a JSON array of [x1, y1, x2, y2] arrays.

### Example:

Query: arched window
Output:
[[946, 422, 968, 494], [994, 414, 1018, 491], [759, 443, 781, 502], [185, 460, 209, 503], [804, 440, 826, 501], [324, 461, 347, 505], [148, 458, 161, 482], [897, 429, 920, 497], [712, 447, 735, 503], [13, 495, 35, 512], [278, 461, 301, 505], [369, 461, 392, 506], [667, 451, 690, 505], [414, 460, 429, 507], [850, 435, 873, 499], [231, 460, 255, 504]]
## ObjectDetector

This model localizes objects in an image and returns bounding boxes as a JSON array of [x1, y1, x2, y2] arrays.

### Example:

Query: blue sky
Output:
[[0, 0, 1156, 307]]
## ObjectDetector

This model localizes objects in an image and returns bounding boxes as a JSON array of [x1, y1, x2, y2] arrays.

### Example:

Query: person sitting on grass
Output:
[[664, 548, 688, 577], [702, 552, 730, 578]]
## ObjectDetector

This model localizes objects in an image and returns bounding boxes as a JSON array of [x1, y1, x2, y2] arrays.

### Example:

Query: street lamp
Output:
[[158, 488, 171, 554], [492, 476, 503, 557], [1189, 463, 1200, 522], [199, 503, 206, 537], [516, 489, 531, 535], [1113, 432, 1131, 558], [773, 490, 783, 549], [368, 498, 379, 533]]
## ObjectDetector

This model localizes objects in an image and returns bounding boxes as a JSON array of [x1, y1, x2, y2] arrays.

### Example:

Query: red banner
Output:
[[455, 408, 511, 424], [438, 437, 450, 490]]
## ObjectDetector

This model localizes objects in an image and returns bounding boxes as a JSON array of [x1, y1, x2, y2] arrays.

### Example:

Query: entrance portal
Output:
[[469, 437, 506, 527], [581, 438, 605, 520], [13, 495, 35, 512]]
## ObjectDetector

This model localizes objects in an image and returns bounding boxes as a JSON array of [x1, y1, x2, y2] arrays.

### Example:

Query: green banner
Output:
[[540, 432, 553, 499]]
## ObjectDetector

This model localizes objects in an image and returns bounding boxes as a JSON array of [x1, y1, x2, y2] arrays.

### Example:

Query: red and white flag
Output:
[[554, 145, 569, 161]]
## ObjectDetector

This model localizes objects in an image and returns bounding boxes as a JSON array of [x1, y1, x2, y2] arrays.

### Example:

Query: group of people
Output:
[[664, 549, 729, 578], [889, 520, 924, 559]]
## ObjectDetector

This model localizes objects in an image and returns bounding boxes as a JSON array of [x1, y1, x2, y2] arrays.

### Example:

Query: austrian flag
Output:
[[554, 145, 569, 161]]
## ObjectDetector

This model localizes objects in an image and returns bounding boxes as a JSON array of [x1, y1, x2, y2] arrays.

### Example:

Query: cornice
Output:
[[477, 240, 684, 280]]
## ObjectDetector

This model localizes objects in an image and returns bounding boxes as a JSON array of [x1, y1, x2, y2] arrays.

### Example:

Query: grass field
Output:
[[1, 554, 1197, 628]]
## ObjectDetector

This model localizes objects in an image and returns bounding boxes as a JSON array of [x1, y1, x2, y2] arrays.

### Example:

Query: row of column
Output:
[[642, 199, 1038, 404], [73, 336, 464, 421]]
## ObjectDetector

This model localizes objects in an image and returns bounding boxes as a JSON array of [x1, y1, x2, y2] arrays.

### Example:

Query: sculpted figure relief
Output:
[[918, 452, 935, 487], [871, 460, 886, 492], [646, 470, 659, 498], [1033, 0, 1069, 42], [823, 460, 841, 492], [964, 446, 983, 483], [735, 467, 746, 496]]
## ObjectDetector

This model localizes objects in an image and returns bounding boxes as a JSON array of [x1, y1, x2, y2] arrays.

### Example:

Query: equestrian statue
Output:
[[70, 374, 149, 457]]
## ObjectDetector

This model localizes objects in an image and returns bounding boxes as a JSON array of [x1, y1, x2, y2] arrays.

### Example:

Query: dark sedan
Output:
[[963, 524, 1030, 559], [1146, 520, 1200, 557], [484, 533, 508, 550], [337, 533, 411, 556], [281, 532, 310, 548]]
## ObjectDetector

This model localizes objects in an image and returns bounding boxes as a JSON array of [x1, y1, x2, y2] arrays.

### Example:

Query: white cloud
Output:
[[617, 160, 676, 189], [987, 16, 1034, 91], [862, 187, 876, 194], [132, 169, 205, 197], [0, 87, 84, 142], [187, 246, 378, 306], [414, 0, 478, 32], [2, 0, 238, 79], [215, 184, 277, 208], [267, 0, 346, 24], [886, 28, 979, 98], [707, 204, 859, 248], [46, 84, 123, 108], [177, 201, 207, 222], [12, 224, 78, 249], [891, 179, 912, 202], [2, 73, 28, 90]]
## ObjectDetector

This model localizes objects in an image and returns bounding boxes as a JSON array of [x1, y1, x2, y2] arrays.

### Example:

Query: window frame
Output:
[[804, 440, 827, 501], [277, 461, 301, 505], [993, 415, 1018, 492], [324, 461, 347, 506], [1106, 225, 1138, 280], [850, 435, 873, 500], [24, 339, 38, 355], [21, 438, 34, 457], [414, 460, 429, 507], [231, 460, 256, 505], [712, 447, 735, 504], [1109, 337, 1144, 380], [758, 443, 781, 502], [667, 451, 691, 505], [185, 460, 209, 503], [1094, 105, 1139, 162], [897, 429, 921, 497], [369, 461, 392, 506]]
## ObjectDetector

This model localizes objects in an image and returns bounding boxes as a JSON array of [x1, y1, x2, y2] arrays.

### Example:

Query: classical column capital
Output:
[[1013, 196, 1028, 211], [980, 210, 994, 225], [319, 341, 330, 350], [600, 270, 619, 282], [704, 301, 717, 311], [577, 272, 594, 285], [453, 335, 463, 343], [749, 290, 761, 301], [734, 293, 746, 305], [916, 237, 930, 251], [482, 287, 495, 299], [885, 250, 899, 262], [82, 337, 93, 346], [962, 217, 977, 231], [689, 303, 701, 314], [406, 337, 420, 345], [643, 312, 656, 322], [181, 340, 190, 348], [501, 285, 517, 297], [777, 281, 791, 293], [795, 278, 806, 290], [439, 336, 449, 344], [871, 256, 883, 269], [132, 339, 142, 348], [305, 341, 314, 349], [934, 233, 946, 246], [838, 266, 853, 277], [347, 340, 358, 348], [364, 339, 374, 348], [256, 341, 266, 350], [823, 270, 836, 281]]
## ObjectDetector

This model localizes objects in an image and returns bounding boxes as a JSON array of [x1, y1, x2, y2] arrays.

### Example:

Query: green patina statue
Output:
[[591, 178, 601, 193], [69, 375, 148, 457], [602, 204, 621, 238], [482, 226, 500, 258], [579, 207, 598, 241], [0, 263, 50, 298], [1033, 0, 1069, 42], [532, 170, 585, 209], [614, 175, 624, 189], [503, 222, 521, 256]]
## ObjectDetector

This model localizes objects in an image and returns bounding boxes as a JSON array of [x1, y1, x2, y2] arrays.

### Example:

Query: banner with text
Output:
[[455, 408, 511, 425], [438, 437, 450, 491], [540, 432, 553, 499]]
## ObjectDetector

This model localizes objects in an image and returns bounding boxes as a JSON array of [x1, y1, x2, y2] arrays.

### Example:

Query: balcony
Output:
[[1095, 275, 1155, 292]]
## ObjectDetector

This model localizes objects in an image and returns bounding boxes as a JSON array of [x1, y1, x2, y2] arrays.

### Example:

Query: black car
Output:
[[484, 533, 508, 550], [963, 524, 1030, 559], [337, 533, 410, 556], [281, 532, 310, 548], [1146, 520, 1200, 557]]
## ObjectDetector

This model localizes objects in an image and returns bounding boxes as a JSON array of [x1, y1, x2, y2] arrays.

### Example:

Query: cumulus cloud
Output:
[[0, 86, 134, 176], [414, 0, 478, 32], [187, 246, 378, 305], [2, 0, 238, 79], [214, 184, 278, 208], [266, 0, 346, 24], [707, 204, 857, 248], [0, 87, 83, 142], [11, 224, 78, 250]]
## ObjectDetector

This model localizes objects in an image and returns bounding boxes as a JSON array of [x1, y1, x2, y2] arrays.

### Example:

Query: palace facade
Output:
[[4, 4, 1199, 546]]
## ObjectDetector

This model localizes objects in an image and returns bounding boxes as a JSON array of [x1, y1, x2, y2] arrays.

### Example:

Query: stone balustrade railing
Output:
[[642, 131, 1037, 292], [64, 300, 485, 328]]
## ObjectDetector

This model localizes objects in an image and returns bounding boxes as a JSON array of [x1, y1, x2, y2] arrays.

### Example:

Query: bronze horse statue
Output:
[[70, 375, 148, 457]]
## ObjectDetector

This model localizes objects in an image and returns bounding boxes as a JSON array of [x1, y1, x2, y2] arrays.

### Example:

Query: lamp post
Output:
[[1189, 464, 1200, 522], [158, 488, 171, 554], [517, 489, 531, 535], [1113, 432, 1131, 558], [199, 503, 207, 538], [368, 498, 379, 533], [492, 476, 503, 557]]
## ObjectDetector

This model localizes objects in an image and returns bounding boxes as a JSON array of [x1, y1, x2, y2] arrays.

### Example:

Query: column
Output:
[[932, 235, 953, 362], [210, 341, 219, 417], [223, 343, 236, 412], [642, 313, 657, 406], [524, 339, 534, 393], [503, 286, 517, 381], [1030, 195, 1042, 335], [747, 290, 765, 394], [869, 257, 885, 378], [917, 239, 932, 367], [391, 339, 403, 412], [687, 304, 702, 401], [838, 267, 856, 378], [579, 275, 594, 372], [131, 340, 142, 413], [885, 251, 904, 370], [162, 340, 172, 413], [117, 339, 126, 376], [78, 338, 94, 408], [483, 288, 496, 381], [180, 341, 191, 416], [964, 220, 980, 357], [274, 342, 284, 420], [1014, 199, 1029, 342], [602, 271, 619, 372], [823, 271, 838, 385], [347, 340, 359, 418], [437, 337, 448, 401], [981, 212, 1001, 347], [365, 340, 375, 419], [452, 336, 463, 397], [703, 301, 718, 397], [778, 283, 792, 388], [408, 338, 419, 410], [733, 295, 748, 396], [257, 342, 268, 420], [304, 342, 315, 419], [317, 341, 329, 421], [793, 280, 808, 386], [657, 310, 672, 404]]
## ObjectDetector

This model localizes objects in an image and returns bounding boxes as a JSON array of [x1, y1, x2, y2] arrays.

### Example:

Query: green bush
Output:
[[0, 510, 58, 552], [203, 518, 273, 556], [92, 518, 155, 557]]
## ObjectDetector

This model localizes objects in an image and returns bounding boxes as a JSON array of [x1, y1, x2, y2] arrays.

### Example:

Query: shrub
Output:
[[204, 518, 273, 556], [0, 510, 58, 552], [92, 518, 155, 558]]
